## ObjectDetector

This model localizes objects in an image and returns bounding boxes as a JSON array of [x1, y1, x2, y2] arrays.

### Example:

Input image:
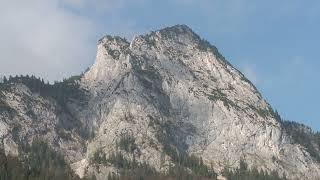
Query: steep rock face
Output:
[[0, 83, 87, 163], [79, 25, 320, 179], [0, 25, 319, 179]]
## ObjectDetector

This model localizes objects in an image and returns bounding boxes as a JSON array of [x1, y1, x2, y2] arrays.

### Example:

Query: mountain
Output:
[[0, 25, 319, 180]]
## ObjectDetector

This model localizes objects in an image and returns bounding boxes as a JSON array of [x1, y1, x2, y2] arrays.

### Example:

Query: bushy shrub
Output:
[[117, 134, 137, 153]]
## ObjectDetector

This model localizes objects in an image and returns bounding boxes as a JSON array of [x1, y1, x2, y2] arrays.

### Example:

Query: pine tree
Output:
[[3, 76, 7, 83]]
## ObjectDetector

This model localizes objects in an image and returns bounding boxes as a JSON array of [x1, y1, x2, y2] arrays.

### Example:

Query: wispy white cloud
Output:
[[0, 0, 146, 82], [0, 0, 99, 81]]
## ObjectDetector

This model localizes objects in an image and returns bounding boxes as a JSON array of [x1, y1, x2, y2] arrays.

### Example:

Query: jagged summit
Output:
[[95, 25, 226, 66], [161, 24, 194, 32], [87, 25, 228, 81], [98, 24, 196, 44], [85, 25, 260, 108], [156, 24, 198, 38]]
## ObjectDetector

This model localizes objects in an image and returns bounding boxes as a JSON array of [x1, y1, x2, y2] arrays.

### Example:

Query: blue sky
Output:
[[1, 0, 319, 130]]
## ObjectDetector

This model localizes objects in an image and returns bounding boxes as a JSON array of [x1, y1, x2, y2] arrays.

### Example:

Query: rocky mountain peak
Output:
[[130, 24, 209, 54], [161, 24, 195, 33], [85, 25, 265, 112], [98, 35, 129, 51], [79, 25, 320, 179], [1, 25, 320, 180], [85, 25, 223, 83], [155, 24, 199, 40]]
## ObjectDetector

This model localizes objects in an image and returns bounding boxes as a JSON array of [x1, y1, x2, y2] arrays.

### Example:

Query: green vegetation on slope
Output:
[[273, 110, 320, 163], [222, 160, 287, 180], [281, 120, 320, 162], [117, 134, 137, 154], [0, 140, 96, 180], [0, 75, 86, 107], [0, 75, 93, 139]]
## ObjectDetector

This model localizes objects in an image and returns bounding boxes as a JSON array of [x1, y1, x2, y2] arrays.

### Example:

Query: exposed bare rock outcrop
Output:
[[0, 25, 319, 179]]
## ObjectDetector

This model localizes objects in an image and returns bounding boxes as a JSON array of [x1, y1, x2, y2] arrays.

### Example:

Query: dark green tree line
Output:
[[0, 140, 96, 180], [222, 160, 287, 180]]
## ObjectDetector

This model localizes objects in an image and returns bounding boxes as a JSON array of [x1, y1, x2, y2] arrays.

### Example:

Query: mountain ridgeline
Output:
[[0, 25, 319, 180]]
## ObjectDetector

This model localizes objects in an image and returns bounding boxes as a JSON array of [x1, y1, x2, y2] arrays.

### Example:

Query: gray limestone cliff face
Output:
[[0, 25, 319, 179], [79, 25, 320, 179]]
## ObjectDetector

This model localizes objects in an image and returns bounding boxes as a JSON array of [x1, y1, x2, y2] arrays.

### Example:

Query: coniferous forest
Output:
[[222, 160, 287, 180], [0, 75, 85, 107], [0, 140, 87, 180]]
